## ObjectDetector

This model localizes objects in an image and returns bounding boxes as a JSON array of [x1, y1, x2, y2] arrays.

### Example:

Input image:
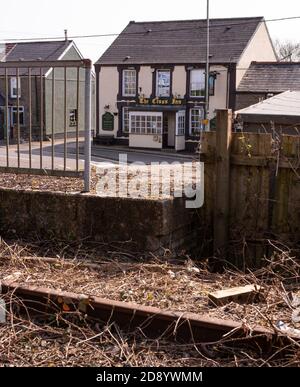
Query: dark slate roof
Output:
[[0, 40, 72, 75], [96, 17, 265, 65], [237, 62, 300, 93], [3, 40, 71, 61], [0, 43, 15, 61]]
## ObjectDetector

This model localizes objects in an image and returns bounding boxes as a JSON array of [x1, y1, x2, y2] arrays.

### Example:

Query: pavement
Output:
[[0, 140, 84, 171], [87, 144, 195, 165], [0, 139, 196, 171], [0, 140, 201, 201]]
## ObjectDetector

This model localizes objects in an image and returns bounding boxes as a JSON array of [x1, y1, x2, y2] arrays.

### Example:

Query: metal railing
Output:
[[0, 59, 92, 191]]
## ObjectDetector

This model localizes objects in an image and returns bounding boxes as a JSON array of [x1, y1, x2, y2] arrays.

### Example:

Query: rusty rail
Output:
[[0, 281, 293, 348]]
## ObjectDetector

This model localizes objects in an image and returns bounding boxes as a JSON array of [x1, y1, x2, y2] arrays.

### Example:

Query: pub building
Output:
[[94, 17, 277, 151]]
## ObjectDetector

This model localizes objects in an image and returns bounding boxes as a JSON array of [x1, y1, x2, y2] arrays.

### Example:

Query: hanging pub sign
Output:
[[102, 112, 114, 131], [138, 97, 185, 106]]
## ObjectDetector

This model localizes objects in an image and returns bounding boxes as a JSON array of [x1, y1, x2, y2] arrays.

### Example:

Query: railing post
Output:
[[214, 109, 232, 257], [84, 60, 92, 192]]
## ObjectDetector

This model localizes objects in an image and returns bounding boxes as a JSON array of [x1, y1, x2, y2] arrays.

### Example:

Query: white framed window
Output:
[[11, 106, 24, 126], [190, 69, 205, 97], [122, 69, 137, 97], [156, 70, 171, 97], [10, 77, 21, 98], [190, 107, 204, 135], [122, 106, 130, 133], [177, 114, 185, 136], [129, 112, 162, 135]]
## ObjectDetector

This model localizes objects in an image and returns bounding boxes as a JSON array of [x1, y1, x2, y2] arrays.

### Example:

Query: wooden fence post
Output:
[[214, 109, 232, 257]]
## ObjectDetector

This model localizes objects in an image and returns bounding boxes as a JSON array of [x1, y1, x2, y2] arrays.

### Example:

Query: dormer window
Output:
[[122, 69, 136, 97]]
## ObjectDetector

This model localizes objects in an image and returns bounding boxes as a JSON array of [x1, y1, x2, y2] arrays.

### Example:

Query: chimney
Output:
[[64, 29, 68, 41]]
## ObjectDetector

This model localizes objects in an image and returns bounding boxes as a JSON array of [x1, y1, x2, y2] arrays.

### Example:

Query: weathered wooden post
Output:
[[214, 109, 232, 257]]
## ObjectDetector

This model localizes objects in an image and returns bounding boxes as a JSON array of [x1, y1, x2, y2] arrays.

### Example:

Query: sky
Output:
[[0, 0, 300, 62]]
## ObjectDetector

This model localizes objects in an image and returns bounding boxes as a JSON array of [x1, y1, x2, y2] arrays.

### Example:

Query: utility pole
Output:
[[205, 0, 210, 131]]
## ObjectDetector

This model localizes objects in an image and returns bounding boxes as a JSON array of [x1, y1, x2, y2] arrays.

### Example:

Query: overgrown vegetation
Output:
[[0, 238, 299, 367]]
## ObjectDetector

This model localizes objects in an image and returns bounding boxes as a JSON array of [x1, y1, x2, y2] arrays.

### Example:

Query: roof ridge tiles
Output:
[[131, 16, 264, 24]]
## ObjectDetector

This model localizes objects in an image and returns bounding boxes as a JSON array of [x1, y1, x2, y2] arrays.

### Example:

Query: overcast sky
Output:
[[1, 0, 300, 62]]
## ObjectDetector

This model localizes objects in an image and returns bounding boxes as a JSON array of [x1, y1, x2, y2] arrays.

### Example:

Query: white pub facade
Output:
[[94, 18, 277, 151]]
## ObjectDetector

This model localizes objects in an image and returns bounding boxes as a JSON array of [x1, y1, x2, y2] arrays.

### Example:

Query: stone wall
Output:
[[0, 188, 199, 253]]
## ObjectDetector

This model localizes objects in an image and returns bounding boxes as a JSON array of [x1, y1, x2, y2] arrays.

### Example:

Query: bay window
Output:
[[130, 112, 162, 135]]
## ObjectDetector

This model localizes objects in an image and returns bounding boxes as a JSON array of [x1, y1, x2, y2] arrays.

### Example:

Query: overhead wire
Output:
[[0, 15, 300, 43]]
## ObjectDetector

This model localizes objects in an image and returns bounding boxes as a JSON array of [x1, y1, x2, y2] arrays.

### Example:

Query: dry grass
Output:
[[0, 295, 299, 367], [1, 308, 295, 367], [0, 238, 299, 367], [0, 161, 200, 200], [0, 171, 96, 194], [0, 239, 299, 329]]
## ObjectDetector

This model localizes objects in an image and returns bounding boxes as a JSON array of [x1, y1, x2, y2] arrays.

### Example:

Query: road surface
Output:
[[0, 140, 195, 171]]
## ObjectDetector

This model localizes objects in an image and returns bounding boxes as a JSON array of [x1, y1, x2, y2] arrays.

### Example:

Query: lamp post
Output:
[[205, 0, 210, 131]]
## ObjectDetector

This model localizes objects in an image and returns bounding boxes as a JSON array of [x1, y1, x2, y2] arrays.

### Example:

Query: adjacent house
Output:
[[236, 62, 300, 110], [235, 90, 300, 134], [0, 40, 95, 141], [94, 17, 277, 151]]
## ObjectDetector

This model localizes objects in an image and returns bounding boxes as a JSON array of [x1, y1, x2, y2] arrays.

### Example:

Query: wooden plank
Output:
[[258, 132, 272, 157], [199, 131, 216, 164], [200, 131, 216, 156], [281, 135, 300, 158], [272, 135, 300, 237], [200, 114, 300, 264], [214, 110, 232, 256], [230, 155, 299, 168], [208, 284, 262, 306], [231, 155, 269, 167], [229, 132, 274, 266], [231, 133, 272, 157]]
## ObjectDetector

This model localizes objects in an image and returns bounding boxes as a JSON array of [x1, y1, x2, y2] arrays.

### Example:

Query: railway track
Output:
[[1, 280, 295, 350]]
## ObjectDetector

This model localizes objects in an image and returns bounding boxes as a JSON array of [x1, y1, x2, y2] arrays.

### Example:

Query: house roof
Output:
[[0, 40, 74, 76], [237, 62, 300, 93], [236, 91, 300, 117], [96, 17, 265, 65], [0, 43, 15, 61], [1, 40, 72, 62]]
